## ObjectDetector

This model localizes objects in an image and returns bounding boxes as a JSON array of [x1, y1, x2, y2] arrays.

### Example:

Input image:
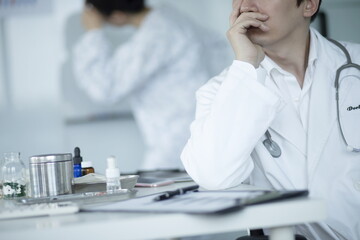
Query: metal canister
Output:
[[29, 153, 73, 198]]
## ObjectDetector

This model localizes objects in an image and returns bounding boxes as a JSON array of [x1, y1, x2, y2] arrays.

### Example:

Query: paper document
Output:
[[82, 190, 308, 214]]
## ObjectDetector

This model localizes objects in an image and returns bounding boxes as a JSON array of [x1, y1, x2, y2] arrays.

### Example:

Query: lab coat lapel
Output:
[[269, 94, 307, 156], [307, 58, 336, 180], [307, 35, 352, 181]]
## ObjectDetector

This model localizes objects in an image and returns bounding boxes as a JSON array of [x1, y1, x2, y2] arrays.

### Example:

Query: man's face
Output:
[[106, 11, 129, 27], [232, 0, 308, 47]]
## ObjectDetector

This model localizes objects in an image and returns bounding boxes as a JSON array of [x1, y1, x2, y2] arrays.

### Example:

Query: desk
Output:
[[0, 183, 326, 240]]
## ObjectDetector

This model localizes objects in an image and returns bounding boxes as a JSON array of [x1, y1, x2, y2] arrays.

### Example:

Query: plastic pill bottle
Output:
[[106, 156, 121, 193]]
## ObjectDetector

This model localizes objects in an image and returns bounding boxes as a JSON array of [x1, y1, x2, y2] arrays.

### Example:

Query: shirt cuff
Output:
[[231, 60, 267, 85]]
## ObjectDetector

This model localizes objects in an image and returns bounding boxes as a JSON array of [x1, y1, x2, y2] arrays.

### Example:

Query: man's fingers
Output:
[[230, 0, 242, 26], [229, 18, 270, 34], [230, 8, 241, 26], [227, 1, 267, 68], [233, 12, 269, 25]]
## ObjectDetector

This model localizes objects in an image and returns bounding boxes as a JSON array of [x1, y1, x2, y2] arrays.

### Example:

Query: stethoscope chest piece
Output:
[[263, 130, 282, 158]]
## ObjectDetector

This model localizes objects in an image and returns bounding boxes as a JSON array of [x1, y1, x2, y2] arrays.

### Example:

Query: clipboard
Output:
[[81, 190, 308, 214]]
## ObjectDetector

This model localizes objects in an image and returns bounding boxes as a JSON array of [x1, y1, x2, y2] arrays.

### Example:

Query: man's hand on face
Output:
[[82, 4, 104, 31], [227, 0, 269, 68]]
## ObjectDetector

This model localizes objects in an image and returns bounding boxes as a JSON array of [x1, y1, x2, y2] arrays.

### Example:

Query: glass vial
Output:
[[73, 147, 83, 178], [0, 154, 5, 198], [81, 161, 95, 176], [106, 156, 121, 194], [1, 152, 27, 198]]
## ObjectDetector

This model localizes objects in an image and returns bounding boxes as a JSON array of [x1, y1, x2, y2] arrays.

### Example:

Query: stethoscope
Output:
[[263, 39, 360, 158]]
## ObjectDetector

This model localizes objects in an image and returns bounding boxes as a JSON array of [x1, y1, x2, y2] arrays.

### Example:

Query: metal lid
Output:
[[29, 153, 72, 164]]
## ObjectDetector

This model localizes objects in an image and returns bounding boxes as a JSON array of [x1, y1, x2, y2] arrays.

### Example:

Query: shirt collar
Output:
[[308, 28, 318, 66], [260, 28, 319, 77]]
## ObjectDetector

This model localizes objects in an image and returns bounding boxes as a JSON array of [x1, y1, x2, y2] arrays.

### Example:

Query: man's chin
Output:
[[248, 30, 267, 46]]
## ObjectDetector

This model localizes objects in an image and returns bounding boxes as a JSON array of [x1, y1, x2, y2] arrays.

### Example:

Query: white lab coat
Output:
[[181, 28, 360, 240], [73, 5, 230, 170]]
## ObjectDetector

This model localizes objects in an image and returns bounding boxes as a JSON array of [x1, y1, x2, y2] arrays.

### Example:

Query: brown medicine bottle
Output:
[[81, 161, 95, 176]]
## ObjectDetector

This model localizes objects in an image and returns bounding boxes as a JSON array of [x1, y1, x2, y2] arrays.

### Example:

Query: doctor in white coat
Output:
[[181, 0, 360, 239], [73, 0, 229, 170]]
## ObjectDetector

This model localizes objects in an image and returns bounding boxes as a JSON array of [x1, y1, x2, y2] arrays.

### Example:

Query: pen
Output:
[[153, 185, 199, 201]]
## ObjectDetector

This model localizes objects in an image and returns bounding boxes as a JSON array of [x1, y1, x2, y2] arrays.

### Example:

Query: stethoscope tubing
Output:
[[263, 38, 360, 157]]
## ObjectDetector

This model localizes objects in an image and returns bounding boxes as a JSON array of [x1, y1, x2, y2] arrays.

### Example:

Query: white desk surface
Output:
[[0, 183, 326, 240]]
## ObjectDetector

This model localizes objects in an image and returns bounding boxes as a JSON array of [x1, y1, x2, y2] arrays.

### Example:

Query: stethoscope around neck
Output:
[[263, 39, 360, 158]]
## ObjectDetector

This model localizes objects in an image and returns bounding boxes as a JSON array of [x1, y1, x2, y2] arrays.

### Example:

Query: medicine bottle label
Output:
[[2, 182, 26, 198]]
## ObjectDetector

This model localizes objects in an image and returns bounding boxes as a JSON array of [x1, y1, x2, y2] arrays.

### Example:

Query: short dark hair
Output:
[[296, 0, 322, 22], [86, 0, 145, 16]]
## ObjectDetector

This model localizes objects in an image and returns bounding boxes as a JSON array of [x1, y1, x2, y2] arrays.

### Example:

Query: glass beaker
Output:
[[1, 152, 27, 198], [0, 156, 5, 198]]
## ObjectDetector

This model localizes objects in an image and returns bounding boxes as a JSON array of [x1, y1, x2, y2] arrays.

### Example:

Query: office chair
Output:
[[236, 229, 307, 240]]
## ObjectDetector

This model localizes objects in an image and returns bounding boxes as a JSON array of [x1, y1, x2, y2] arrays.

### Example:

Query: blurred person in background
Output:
[[73, 0, 230, 170]]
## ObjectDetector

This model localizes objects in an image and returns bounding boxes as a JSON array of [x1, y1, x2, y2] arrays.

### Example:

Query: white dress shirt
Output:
[[260, 31, 318, 132]]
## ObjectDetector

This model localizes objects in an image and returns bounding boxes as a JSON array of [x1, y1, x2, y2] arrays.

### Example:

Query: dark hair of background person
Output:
[[297, 0, 322, 22], [85, 0, 145, 16]]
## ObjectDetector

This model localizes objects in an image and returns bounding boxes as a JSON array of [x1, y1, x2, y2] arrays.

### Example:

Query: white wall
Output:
[[0, 0, 360, 173], [0, 0, 74, 167], [0, 21, 6, 109], [150, 0, 232, 35], [0, 0, 78, 165], [322, 1, 360, 42]]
